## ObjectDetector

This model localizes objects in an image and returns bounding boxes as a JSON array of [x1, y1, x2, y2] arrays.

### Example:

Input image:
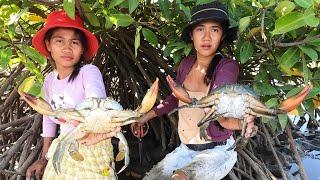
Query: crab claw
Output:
[[137, 78, 159, 114], [18, 91, 55, 116], [167, 75, 192, 104], [280, 84, 313, 112]]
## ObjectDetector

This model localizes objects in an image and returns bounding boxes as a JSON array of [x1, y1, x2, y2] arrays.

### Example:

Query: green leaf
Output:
[[299, 46, 318, 61], [266, 120, 278, 133], [134, 26, 142, 57], [109, 0, 125, 9], [239, 16, 251, 33], [303, 98, 314, 111], [21, 45, 46, 66], [179, 4, 191, 20], [302, 56, 310, 82], [63, 0, 75, 19], [286, 86, 304, 98], [142, 28, 158, 45], [305, 87, 320, 100], [110, 14, 134, 27], [105, 16, 113, 29], [279, 48, 299, 68], [0, 40, 9, 48], [128, 0, 139, 14], [158, 0, 170, 19], [308, 38, 320, 46], [253, 83, 278, 96], [0, 48, 12, 69], [81, 3, 100, 27], [8, 8, 28, 25], [172, 51, 181, 64], [266, 64, 283, 80], [164, 46, 174, 57], [20, 54, 44, 81], [294, 0, 312, 8], [18, 76, 44, 97], [274, 1, 295, 17], [303, 7, 319, 27], [196, 0, 213, 5], [254, 69, 268, 82], [183, 45, 192, 56], [313, 69, 320, 87], [314, 46, 320, 53], [278, 114, 288, 132], [265, 98, 279, 108], [239, 41, 253, 64], [272, 12, 306, 35]]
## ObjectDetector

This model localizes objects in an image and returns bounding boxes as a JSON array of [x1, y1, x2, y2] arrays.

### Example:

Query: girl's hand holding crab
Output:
[[61, 119, 121, 146]]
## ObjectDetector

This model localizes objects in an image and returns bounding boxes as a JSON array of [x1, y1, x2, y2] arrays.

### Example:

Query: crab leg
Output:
[[247, 104, 284, 117], [168, 99, 219, 115], [114, 132, 129, 174], [197, 106, 218, 127], [196, 94, 220, 106], [52, 126, 82, 174]]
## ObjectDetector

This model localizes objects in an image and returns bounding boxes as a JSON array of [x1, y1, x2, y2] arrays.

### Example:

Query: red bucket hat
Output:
[[32, 10, 99, 62]]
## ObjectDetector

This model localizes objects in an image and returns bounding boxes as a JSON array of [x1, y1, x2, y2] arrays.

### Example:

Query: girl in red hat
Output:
[[26, 10, 120, 180], [136, 1, 256, 180]]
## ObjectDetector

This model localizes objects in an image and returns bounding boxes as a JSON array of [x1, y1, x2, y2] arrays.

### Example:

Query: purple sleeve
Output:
[[153, 94, 178, 116], [82, 65, 107, 99], [41, 75, 57, 137], [212, 59, 239, 89], [153, 58, 190, 117]]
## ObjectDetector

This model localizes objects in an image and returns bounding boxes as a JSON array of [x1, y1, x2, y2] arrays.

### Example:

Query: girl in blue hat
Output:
[[137, 1, 256, 180]]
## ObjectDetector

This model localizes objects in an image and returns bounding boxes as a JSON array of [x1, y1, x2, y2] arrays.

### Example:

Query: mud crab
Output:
[[19, 78, 159, 175], [169, 81, 312, 150]]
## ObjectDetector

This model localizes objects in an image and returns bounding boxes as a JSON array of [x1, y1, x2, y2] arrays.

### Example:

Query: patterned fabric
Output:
[[143, 137, 237, 180], [43, 135, 116, 180]]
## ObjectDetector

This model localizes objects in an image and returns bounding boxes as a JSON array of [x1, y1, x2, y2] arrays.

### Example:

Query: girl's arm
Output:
[[138, 109, 157, 124], [218, 117, 242, 130], [41, 137, 54, 159], [218, 116, 256, 138], [26, 137, 54, 180]]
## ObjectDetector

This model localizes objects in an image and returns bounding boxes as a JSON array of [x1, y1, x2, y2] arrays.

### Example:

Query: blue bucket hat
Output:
[[181, 1, 238, 45]]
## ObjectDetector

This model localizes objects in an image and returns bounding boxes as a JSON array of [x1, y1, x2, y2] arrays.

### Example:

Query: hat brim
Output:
[[181, 17, 238, 44], [32, 23, 99, 62]]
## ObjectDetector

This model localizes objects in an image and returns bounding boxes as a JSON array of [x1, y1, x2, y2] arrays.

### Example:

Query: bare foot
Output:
[[171, 170, 188, 180]]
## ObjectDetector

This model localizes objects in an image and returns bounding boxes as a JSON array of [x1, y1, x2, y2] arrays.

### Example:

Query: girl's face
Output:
[[191, 20, 224, 59], [45, 28, 84, 70]]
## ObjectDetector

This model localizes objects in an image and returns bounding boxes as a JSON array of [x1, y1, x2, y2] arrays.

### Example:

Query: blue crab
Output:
[[169, 82, 312, 150], [19, 78, 159, 175]]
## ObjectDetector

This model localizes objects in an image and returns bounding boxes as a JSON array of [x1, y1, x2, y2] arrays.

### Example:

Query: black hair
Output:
[[44, 27, 88, 82], [204, 53, 222, 85]]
